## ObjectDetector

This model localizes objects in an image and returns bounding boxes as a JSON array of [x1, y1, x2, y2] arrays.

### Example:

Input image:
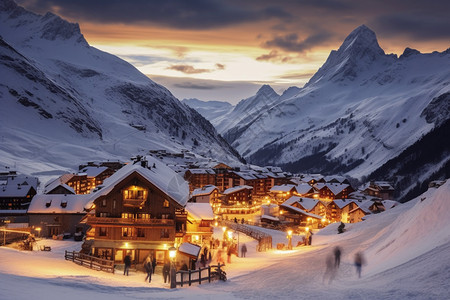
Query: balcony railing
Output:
[[86, 216, 174, 226]]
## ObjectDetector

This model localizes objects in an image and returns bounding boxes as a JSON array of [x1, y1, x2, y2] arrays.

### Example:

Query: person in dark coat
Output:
[[354, 251, 365, 278], [162, 260, 171, 283], [144, 256, 153, 283], [241, 243, 247, 257], [124, 252, 132, 276], [334, 246, 342, 268], [151, 256, 157, 274]]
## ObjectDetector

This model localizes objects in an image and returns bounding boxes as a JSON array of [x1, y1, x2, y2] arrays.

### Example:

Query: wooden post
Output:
[[208, 266, 211, 283], [180, 272, 183, 287], [199, 268, 201, 285], [188, 270, 192, 286], [72, 251, 75, 262], [90, 256, 93, 269]]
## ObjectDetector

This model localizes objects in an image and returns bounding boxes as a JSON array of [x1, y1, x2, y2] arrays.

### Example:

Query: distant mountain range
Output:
[[0, 0, 242, 178], [184, 25, 450, 201]]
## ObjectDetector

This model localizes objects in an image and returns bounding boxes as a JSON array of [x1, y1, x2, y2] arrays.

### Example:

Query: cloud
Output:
[[173, 82, 222, 90], [215, 63, 225, 70], [256, 50, 293, 63], [262, 31, 333, 53], [167, 64, 212, 74], [370, 12, 450, 40], [18, 0, 291, 30]]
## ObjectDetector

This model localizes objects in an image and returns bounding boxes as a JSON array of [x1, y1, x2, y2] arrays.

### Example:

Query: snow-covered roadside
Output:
[[1, 181, 449, 299]]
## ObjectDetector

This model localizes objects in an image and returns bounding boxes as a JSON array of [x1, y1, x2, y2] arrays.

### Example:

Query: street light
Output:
[[169, 246, 177, 289], [36, 227, 41, 238], [287, 230, 293, 250]]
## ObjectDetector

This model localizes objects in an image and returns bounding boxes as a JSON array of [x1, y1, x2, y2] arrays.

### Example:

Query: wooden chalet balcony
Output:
[[86, 216, 174, 226]]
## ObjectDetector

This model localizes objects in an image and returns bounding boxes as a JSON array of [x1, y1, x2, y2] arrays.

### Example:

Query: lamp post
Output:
[[169, 246, 177, 289], [287, 230, 293, 250]]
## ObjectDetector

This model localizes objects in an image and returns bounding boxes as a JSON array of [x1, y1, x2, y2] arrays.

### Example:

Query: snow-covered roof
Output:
[[79, 166, 109, 178], [261, 215, 280, 222], [233, 171, 257, 180], [332, 199, 354, 209], [282, 196, 319, 211], [381, 200, 397, 210], [296, 183, 314, 194], [43, 176, 75, 194], [186, 203, 214, 220], [192, 185, 218, 197], [270, 184, 296, 193], [222, 185, 253, 195], [186, 168, 215, 175], [28, 194, 91, 214], [314, 183, 350, 195], [280, 203, 322, 219], [178, 242, 201, 258], [0, 175, 37, 197], [349, 201, 372, 214], [85, 157, 189, 209]]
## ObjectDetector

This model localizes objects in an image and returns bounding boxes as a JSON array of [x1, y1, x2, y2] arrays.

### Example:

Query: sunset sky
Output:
[[17, 0, 450, 104]]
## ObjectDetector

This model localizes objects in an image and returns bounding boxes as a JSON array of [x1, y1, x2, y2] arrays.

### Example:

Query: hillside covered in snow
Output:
[[0, 0, 242, 178], [186, 25, 450, 201]]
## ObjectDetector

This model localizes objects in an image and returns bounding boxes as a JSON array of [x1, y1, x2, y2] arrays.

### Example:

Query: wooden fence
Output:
[[64, 251, 115, 273], [176, 264, 223, 287], [222, 220, 272, 251]]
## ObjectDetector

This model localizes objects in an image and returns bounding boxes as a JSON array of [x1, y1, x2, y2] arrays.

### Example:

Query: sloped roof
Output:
[[178, 242, 201, 258], [270, 184, 296, 193], [192, 185, 218, 197], [222, 185, 253, 195], [233, 171, 257, 180], [296, 183, 314, 194], [28, 194, 91, 214], [280, 203, 322, 219], [0, 175, 37, 197], [332, 199, 354, 209], [186, 203, 214, 220], [349, 201, 372, 214], [296, 197, 320, 211], [315, 183, 350, 195], [381, 200, 397, 210], [79, 166, 109, 178], [44, 177, 75, 194], [85, 157, 189, 209], [186, 168, 215, 175]]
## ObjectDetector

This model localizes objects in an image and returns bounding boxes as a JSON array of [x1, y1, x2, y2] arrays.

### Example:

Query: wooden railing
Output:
[[176, 264, 224, 287], [86, 216, 174, 226], [222, 220, 272, 252], [64, 250, 114, 273]]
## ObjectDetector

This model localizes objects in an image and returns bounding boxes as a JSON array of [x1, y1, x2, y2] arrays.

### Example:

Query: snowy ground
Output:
[[1, 181, 449, 299]]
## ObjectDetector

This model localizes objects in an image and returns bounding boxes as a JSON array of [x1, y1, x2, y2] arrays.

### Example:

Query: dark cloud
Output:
[[173, 82, 222, 90], [17, 0, 291, 29], [263, 32, 333, 53], [167, 64, 211, 74], [370, 12, 450, 40], [256, 50, 292, 63]]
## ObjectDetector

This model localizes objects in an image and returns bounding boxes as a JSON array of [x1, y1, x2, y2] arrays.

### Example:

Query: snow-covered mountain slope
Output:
[[216, 25, 449, 194], [181, 98, 234, 125], [0, 0, 242, 177]]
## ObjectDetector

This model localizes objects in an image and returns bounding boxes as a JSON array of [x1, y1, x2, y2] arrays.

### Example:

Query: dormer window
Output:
[[45, 200, 52, 208], [163, 199, 169, 208], [61, 201, 67, 208]]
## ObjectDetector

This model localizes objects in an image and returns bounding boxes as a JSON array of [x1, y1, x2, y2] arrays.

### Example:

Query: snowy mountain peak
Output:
[[339, 25, 385, 57], [39, 12, 86, 43], [400, 47, 421, 58], [256, 84, 278, 97]]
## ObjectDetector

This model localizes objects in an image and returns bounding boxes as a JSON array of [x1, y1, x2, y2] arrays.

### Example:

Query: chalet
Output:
[[184, 203, 214, 245], [57, 173, 89, 194], [270, 184, 297, 204], [314, 183, 354, 200], [364, 181, 395, 200], [285, 196, 327, 219], [44, 178, 75, 195], [279, 200, 322, 228], [27, 194, 91, 237], [328, 199, 357, 223], [295, 183, 315, 197], [184, 169, 216, 192], [349, 202, 372, 223], [219, 185, 256, 215], [0, 173, 38, 212], [323, 176, 350, 184], [79, 166, 115, 192], [190, 185, 220, 214], [84, 158, 189, 265]]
